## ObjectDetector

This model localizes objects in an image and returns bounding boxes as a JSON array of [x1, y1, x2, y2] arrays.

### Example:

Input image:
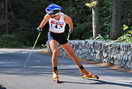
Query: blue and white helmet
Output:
[[45, 4, 62, 15]]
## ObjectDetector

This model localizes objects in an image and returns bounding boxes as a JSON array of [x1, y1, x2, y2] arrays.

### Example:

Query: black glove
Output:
[[36, 27, 42, 32]]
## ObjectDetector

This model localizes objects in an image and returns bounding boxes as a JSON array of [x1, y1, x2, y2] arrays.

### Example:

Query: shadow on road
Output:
[[91, 79, 132, 88], [0, 85, 6, 89], [60, 79, 132, 88]]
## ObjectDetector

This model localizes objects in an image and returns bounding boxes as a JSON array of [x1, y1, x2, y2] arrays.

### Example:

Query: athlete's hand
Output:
[[36, 27, 42, 32]]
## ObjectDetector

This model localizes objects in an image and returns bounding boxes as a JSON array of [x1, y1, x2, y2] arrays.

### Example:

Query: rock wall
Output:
[[60, 40, 132, 70]]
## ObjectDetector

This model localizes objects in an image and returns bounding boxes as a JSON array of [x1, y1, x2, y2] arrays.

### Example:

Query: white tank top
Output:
[[48, 12, 66, 33]]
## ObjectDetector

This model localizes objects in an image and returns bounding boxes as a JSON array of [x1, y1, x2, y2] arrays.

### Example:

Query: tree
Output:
[[121, 0, 132, 26], [92, 0, 100, 39], [110, 0, 122, 40], [86, 0, 100, 39], [0, 0, 7, 32]]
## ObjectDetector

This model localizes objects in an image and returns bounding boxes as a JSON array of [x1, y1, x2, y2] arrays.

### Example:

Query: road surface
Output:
[[0, 49, 132, 89]]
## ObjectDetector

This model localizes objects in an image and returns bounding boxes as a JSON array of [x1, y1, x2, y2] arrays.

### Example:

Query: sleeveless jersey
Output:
[[48, 12, 66, 33]]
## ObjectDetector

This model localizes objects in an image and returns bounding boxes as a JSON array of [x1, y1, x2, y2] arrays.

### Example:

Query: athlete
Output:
[[37, 4, 99, 83]]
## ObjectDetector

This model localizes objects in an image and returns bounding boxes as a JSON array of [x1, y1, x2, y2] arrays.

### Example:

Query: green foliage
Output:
[[94, 34, 110, 40], [116, 24, 132, 43], [116, 33, 132, 43], [123, 24, 129, 31], [0, 30, 35, 48], [85, 1, 97, 8], [71, 23, 92, 39], [1, 0, 132, 48], [99, 0, 112, 36], [98, 24, 132, 43], [0, 34, 26, 48]]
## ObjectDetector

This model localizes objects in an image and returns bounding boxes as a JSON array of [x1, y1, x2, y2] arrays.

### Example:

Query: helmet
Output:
[[45, 4, 62, 15]]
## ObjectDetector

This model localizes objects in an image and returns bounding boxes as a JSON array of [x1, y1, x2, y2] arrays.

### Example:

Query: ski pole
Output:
[[67, 29, 73, 40], [23, 32, 41, 68], [67, 32, 71, 40]]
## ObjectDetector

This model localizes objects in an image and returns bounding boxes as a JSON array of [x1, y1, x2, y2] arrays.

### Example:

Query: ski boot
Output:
[[79, 65, 99, 79], [52, 67, 62, 83]]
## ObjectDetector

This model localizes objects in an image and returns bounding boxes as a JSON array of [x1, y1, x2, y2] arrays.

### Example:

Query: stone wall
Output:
[[60, 40, 132, 70]]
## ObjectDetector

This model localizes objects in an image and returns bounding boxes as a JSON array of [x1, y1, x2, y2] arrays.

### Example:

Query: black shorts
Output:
[[48, 32, 68, 45]]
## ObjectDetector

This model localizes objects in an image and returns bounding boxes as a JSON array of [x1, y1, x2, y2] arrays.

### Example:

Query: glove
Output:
[[36, 27, 42, 32]]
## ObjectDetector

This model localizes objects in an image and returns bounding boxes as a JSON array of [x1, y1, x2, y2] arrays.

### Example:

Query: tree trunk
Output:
[[121, 0, 129, 25], [125, 0, 132, 25], [0, 0, 8, 34], [92, 0, 100, 39], [5, 0, 8, 34], [110, 0, 122, 40], [0, 0, 6, 26]]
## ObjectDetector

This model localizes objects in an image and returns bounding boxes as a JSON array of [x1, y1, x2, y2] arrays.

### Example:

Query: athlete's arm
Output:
[[64, 15, 74, 31], [38, 14, 50, 29]]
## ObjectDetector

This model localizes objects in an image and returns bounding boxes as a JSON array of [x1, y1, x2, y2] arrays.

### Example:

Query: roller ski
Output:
[[81, 74, 99, 79], [80, 65, 99, 80]]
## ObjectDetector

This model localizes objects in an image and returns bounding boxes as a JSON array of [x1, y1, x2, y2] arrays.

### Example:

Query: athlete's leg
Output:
[[61, 43, 99, 79], [49, 40, 60, 81], [49, 40, 59, 68], [61, 43, 81, 66], [61, 43, 87, 71]]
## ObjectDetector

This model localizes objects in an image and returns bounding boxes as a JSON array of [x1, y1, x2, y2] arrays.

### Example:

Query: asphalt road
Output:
[[0, 49, 132, 89]]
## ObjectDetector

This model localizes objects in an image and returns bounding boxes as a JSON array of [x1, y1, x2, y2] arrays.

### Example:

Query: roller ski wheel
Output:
[[81, 74, 99, 80]]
